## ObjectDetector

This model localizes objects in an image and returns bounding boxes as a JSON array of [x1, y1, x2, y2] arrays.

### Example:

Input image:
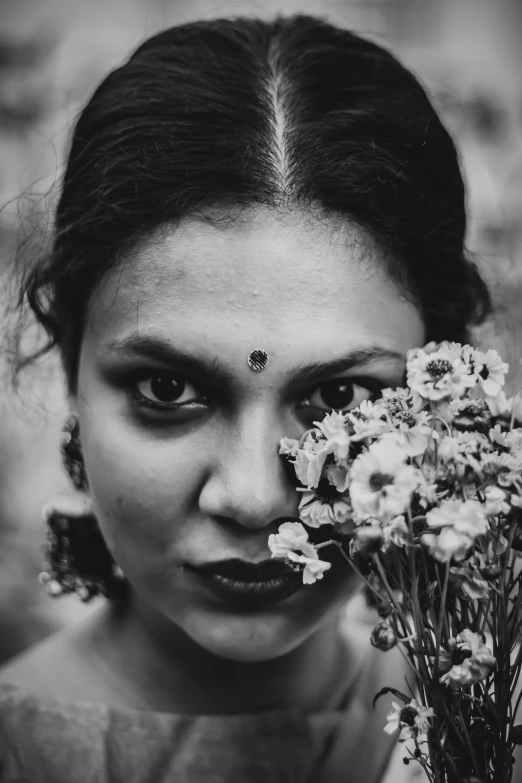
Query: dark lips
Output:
[[187, 558, 304, 605]]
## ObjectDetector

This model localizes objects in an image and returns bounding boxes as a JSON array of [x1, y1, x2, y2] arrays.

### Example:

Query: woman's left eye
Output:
[[132, 373, 205, 408], [304, 379, 377, 413]]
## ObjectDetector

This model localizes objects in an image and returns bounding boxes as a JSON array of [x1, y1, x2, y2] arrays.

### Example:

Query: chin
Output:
[[183, 612, 314, 663]]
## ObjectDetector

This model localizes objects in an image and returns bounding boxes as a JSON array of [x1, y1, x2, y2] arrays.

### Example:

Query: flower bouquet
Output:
[[268, 342, 522, 783]]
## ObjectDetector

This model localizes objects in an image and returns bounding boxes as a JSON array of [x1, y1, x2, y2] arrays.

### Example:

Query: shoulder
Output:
[[0, 670, 112, 783], [0, 611, 126, 782], [0, 604, 112, 704], [0, 628, 83, 696]]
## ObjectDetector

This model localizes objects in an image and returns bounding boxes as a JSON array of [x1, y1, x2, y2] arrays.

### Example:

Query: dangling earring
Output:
[[39, 414, 125, 602], [61, 413, 89, 491]]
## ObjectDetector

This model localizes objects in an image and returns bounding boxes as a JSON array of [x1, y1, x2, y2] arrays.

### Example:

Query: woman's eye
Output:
[[134, 374, 203, 407], [305, 379, 375, 413]]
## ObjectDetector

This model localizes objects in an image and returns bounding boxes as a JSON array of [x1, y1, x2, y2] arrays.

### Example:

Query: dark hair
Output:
[[19, 14, 491, 389]]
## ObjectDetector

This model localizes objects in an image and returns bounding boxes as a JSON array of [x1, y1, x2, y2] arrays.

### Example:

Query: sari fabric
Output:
[[0, 617, 426, 782]]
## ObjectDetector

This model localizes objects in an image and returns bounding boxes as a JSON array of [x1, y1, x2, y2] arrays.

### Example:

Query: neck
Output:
[[88, 590, 358, 715]]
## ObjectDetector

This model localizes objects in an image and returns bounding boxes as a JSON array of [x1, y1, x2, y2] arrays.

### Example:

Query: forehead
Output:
[[85, 209, 424, 364]]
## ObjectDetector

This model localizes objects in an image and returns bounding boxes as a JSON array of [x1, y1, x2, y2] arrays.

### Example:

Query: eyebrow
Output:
[[106, 334, 236, 385], [106, 334, 405, 387], [287, 347, 405, 386]]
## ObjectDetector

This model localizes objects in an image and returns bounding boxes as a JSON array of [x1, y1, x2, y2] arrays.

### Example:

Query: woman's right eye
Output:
[[132, 373, 206, 409]]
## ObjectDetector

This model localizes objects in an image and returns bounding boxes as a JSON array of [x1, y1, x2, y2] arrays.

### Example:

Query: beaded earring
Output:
[[39, 415, 125, 602]]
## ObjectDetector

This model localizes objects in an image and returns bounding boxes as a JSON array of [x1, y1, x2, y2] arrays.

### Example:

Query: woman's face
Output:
[[76, 209, 425, 662]]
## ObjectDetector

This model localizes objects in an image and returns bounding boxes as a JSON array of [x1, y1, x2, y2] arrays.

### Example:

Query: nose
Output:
[[198, 406, 299, 530]]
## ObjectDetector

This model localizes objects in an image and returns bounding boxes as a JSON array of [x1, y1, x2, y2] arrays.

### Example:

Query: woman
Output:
[[0, 14, 492, 783]]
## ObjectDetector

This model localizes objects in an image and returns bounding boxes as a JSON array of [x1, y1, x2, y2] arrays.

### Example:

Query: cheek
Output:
[[79, 416, 202, 569]]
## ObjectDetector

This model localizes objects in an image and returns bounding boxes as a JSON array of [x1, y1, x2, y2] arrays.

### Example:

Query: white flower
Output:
[[381, 515, 410, 550], [486, 390, 514, 417], [470, 348, 509, 396], [384, 699, 435, 741], [348, 400, 391, 441], [490, 425, 522, 453], [380, 411, 433, 457], [437, 431, 490, 474], [298, 486, 352, 528], [268, 521, 331, 585], [483, 486, 510, 516], [512, 493, 522, 509], [421, 499, 488, 562], [416, 476, 441, 508], [293, 438, 329, 489], [349, 440, 421, 520], [314, 411, 351, 461], [291, 554, 331, 584], [380, 387, 414, 415], [437, 629, 495, 688], [279, 437, 300, 457], [358, 399, 388, 419], [406, 343, 476, 401], [496, 451, 522, 486], [268, 521, 314, 558], [324, 463, 350, 493]]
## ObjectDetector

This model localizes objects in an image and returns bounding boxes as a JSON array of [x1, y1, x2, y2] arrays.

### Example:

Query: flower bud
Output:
[[370, 621, 397, 651], [480, 563, 502, 579], [377, 600, 394, 618]]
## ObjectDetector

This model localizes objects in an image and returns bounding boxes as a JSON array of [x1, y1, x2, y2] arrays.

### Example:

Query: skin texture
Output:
[[68, 207, 426, 714]]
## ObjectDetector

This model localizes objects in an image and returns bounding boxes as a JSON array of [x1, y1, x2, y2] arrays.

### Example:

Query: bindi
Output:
[[247, 349, 269, 372]]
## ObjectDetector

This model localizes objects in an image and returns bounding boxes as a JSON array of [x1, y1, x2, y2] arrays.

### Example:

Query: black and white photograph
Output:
[[0, 1, 521, 781]]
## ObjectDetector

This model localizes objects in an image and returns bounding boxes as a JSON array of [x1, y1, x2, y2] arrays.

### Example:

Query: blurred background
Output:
[[0, 0, 521, 664]]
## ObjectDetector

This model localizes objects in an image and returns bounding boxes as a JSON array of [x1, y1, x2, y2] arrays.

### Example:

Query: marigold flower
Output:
[[349, 440, 421, 520], [437, 629, 495, 688], [384, 699, 435, 741]]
